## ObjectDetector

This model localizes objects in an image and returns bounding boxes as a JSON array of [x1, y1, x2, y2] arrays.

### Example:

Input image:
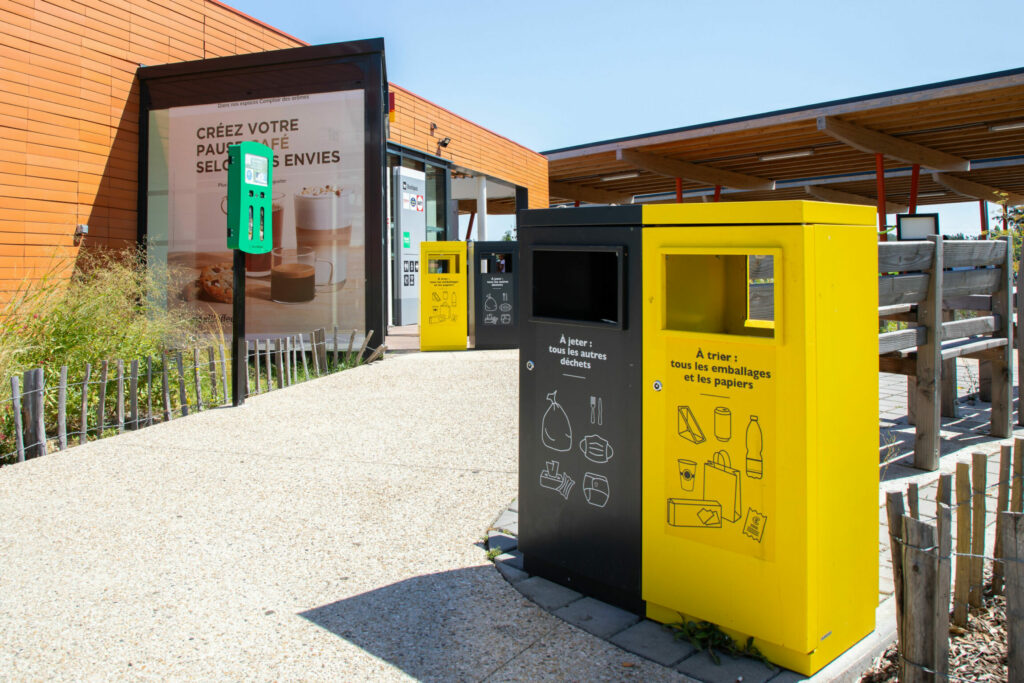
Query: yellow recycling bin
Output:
[[420, 241, 467, 351], [640, 201, 878, 675]]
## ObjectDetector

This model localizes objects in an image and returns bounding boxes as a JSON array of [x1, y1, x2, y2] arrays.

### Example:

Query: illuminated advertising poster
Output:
[[154, 90, 364, 337]]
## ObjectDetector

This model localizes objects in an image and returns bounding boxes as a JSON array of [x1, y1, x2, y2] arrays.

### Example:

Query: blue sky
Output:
[[229, 0, 1021, 233]]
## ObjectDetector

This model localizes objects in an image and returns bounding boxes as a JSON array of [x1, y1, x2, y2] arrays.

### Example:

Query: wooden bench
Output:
[[877, 236, 1014, 470]]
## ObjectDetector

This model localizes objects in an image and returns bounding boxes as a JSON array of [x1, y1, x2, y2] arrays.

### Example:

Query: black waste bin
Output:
[[470, 241, 519, 350], [517, 206, 644, 613]]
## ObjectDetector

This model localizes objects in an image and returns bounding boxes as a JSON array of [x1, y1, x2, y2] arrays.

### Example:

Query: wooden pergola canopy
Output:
[[545, 67, 1024, 210]]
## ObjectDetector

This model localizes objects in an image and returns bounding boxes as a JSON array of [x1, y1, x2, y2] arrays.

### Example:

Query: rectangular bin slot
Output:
[[479, 253, 513, 274], [428, 254, 460, 274], [664, 252, 774, 338], [532, 247, 622, 327]]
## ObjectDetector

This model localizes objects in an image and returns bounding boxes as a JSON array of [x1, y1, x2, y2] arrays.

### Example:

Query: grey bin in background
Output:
[[470, 241, 519, 350]]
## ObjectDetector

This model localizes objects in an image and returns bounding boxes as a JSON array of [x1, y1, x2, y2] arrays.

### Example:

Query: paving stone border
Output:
[[486, 500, 896, 683]]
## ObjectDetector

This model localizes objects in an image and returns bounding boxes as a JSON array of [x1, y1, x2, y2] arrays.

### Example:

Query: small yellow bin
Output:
[[420, 241, 467, 351], [640, 201, 878, 675]]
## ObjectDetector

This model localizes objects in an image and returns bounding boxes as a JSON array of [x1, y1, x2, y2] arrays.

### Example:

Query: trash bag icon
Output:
[[541, 391, 572, 452]]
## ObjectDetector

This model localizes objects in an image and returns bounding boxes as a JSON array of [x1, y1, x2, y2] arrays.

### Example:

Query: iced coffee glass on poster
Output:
[[293, 184, 350, 290], [270, 247, 332, 304]]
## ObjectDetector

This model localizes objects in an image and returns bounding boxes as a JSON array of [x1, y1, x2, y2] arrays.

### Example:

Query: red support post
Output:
[[908, 164, 920, 214], [713, 185, 722, 202], [465, 212, 475, 240], [675, 178, 682, 203], [875, 153, 888, 241], [574, 200, 580, 208], [979, 200, 989, 235]]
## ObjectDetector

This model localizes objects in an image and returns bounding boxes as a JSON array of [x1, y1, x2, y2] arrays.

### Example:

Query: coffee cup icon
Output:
[[678, 459, 697, 492]]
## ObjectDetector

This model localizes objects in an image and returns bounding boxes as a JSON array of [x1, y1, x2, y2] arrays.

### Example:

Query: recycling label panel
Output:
[[520, 227, 638, 610], [479, 273, 514, 327], [659, 340, 777, 561]]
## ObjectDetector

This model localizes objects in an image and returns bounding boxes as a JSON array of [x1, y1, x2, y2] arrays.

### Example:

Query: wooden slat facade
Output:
[[0, 0, 550, 300]]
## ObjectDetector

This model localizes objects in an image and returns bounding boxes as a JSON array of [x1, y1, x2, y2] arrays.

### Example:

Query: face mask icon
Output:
[[579, 434, 614, 463]]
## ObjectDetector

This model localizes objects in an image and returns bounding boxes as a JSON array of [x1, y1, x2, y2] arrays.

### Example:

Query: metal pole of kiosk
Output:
[[232, 249, 246, 406]]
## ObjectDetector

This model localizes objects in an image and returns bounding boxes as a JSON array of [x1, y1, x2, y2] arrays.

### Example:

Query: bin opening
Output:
[[532, 247, 623, 327], [480, 253, 513, 274], [664, 252, 775, 338], [428, 254, 461, 274]]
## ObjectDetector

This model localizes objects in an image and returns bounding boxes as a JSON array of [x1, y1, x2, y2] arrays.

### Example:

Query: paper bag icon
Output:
[[704, 450, 741, 523], [667, 498, 722, 528]]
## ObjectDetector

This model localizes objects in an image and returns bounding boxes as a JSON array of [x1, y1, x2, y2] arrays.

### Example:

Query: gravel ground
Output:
[[0, 350, 685, 681]]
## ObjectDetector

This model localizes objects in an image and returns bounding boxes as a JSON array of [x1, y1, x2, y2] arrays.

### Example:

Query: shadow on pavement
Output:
[[300, 566, 523, 681]]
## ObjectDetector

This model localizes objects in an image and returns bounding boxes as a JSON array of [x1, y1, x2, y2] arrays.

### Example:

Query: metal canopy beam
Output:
[[806, 185, 908, 214], [548, 180, 632, 205], [931, 173, 1024, 206], [817, 116, 970, 172], [616, 148, 774, 191]]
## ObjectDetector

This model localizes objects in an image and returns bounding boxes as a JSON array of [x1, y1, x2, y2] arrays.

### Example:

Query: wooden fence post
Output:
[[900, 515, 944, 682], [908, 483, 920, 519], [146, 356, 153, 426], [989, 235, 1013, 436], [994, 443, 1013, 593], [192, 348, 203, 412], [1014, 437, 1024, 514], [953, 461, 971, 626], [79, 362, 90, 446], [914, 235, 942, 470], [934, 502, 952, 679], [129, 359, 139, 430], [11, 375, 24, 462], [175, 351, 188, 416], [97, 360, 108, 436], [207, 347, 218, 404], [345, 328, 357, 364], [21, 368, 46, 458], [283, 337, 291, 386], [218, 345, 228, 406], [357, 329, 373, 363], [57, 365, 67, 450], [116, 360, 124, 433], [275, 338, 284, 389], [886, 491, 907, 650], [333, 325, 339, 368], [161, 352, 171, 421], [970, 452, 987, 607], [1001, 511, 1024, 679], [365, 344, 387, 364], [253, 341, 261, 394], [310, 331, 320, 375], [300, 333, 309, 379], [263, 340, 271, 391]]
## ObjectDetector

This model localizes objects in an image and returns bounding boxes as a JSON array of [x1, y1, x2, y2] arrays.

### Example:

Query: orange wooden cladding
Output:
[[0, 0, 548, 298], [388, 84, 548, 212]]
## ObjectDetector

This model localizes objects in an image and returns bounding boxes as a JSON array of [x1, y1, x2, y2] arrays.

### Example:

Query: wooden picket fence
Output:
[[1, 326, 385, 465], [885, 439, 1024, 681]]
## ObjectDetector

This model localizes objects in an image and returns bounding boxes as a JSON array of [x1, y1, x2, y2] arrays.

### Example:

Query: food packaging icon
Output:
[[705, 450, 742, 523], [583, 473, 610, 508], [579, 434, 614, 463], [541, 391, 572, 452], [667, 498, 722, 528], [714, 406, 732, 442], [677, 405, 705, 444]]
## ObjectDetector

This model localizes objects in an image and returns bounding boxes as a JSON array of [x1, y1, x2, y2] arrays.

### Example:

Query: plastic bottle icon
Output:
[[745, 416, 763, 479], [542, 391, 573, 452]]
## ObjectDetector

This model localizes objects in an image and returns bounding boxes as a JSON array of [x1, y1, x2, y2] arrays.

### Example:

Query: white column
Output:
[[476, 175, 488, 241]]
